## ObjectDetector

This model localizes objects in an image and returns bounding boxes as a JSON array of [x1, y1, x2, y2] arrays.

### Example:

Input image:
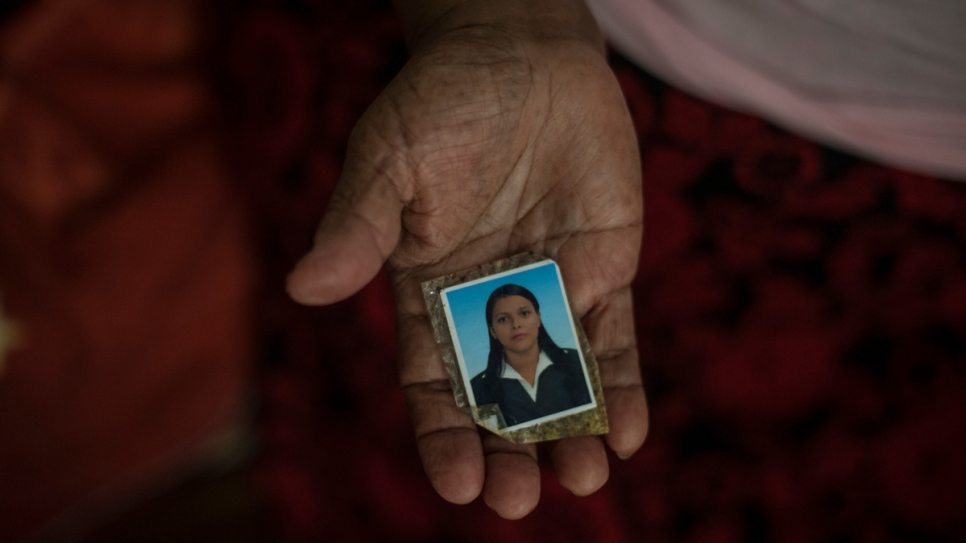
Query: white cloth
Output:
[[588, 0, 966, 180], [501, 351, 554, 402]]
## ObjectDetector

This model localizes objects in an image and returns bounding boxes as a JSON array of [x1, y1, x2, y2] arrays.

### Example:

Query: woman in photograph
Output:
[[470, 284, 593, 427]]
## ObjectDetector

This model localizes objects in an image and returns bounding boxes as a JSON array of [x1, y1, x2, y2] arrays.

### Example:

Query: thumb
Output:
[[287, 154, 407, 306]]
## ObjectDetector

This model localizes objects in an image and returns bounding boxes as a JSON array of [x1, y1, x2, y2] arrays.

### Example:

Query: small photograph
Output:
[[440, 259, 597, 431]]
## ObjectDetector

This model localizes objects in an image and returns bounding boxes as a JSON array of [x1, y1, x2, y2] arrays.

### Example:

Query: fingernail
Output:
[[617, 452, 633, 460]]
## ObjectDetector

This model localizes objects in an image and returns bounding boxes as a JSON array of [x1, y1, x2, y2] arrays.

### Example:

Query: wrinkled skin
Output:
[[288, 20, 648, 519]]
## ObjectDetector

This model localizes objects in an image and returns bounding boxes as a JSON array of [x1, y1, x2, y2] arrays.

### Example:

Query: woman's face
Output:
[[489, 295, 541, 355]]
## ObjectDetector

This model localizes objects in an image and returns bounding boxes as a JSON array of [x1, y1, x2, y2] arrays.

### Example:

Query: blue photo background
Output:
[[443, 261, 579, 380]]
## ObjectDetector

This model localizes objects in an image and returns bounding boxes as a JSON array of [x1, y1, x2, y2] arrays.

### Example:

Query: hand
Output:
[[288, 0, 648, 519]]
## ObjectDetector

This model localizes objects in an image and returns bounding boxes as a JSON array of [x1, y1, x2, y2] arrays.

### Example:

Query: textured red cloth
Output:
[[0, 1, 253, 539], [224, 2, 966, 542]]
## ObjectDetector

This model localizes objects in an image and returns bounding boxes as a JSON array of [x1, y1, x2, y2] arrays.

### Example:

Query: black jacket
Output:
[[470, 348, 592, 428]]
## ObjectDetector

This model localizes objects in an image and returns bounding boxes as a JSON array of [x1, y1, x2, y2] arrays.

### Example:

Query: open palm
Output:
[[288, 22, 647, 518]]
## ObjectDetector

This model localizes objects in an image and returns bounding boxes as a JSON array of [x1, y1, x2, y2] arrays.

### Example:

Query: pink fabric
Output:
[[588, 0, 966, 180]]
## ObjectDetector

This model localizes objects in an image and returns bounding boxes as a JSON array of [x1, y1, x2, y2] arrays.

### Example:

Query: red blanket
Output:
[[232, 3, 966, 541]]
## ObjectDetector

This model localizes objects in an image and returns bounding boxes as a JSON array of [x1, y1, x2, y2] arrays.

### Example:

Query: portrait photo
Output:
[[440, 259, 597, 431]]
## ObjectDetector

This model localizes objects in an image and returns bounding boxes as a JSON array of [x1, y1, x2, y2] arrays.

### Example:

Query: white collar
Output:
[[501, 351, 553, 402]]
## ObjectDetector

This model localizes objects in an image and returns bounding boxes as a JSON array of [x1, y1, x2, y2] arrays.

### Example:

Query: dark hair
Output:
[[480, 284, 566, 402]]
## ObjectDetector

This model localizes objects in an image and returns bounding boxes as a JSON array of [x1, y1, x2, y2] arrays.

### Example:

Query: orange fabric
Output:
[[0, 1, 253, 539]]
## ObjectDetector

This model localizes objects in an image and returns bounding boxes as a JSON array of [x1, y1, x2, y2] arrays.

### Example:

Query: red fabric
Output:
[[0, 2, 253, 539], [223, 2, 966, 541]]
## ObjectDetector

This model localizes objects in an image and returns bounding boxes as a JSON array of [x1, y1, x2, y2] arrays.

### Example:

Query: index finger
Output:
[[396, 308, 485, 505]]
